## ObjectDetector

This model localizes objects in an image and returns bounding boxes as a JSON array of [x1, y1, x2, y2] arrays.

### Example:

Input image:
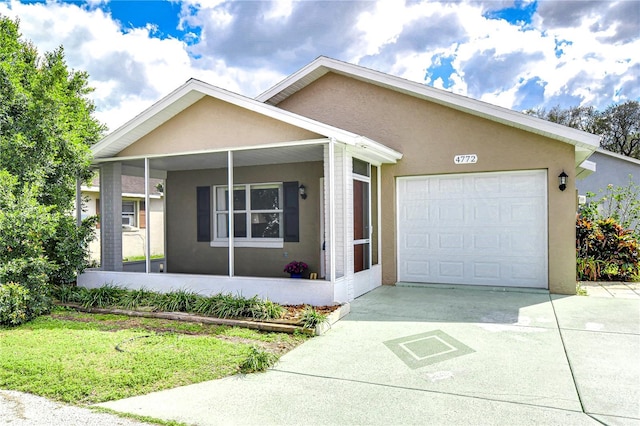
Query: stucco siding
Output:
[[166, 161, 323, 278], [83, 193, 165, 262], [118, 97, 322, 157], [277, 72, 577, 294]]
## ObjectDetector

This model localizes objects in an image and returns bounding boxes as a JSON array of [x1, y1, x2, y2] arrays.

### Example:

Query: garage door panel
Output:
[[438, 261, 464, 278], [438, 233, 464, 249], [398, 171, 548, 288], [437, 204, 465, 222], [438, 177, 464, 194], [473, 262, 501, 280], [472, 175, 501, 192]]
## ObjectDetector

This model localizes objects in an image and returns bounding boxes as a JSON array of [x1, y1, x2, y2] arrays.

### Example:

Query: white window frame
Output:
[[211, 182, 285, 248], [122, 200, 137, 227]]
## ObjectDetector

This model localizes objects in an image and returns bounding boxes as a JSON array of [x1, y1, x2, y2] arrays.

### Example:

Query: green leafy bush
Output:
[[53, 285, 286, 321], [300, 306, 328, 329], [576, 216, 639, 281], [0, 282, 31, 326], [239, 346, 278, 373], [581, 177, 640, 237], [0, 18, 104, 325], [154, 288, 199, 312], [80, 284, 128, 309]]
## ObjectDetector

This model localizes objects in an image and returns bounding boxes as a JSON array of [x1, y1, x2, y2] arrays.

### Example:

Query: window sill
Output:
[[210, 240, 284, 249]]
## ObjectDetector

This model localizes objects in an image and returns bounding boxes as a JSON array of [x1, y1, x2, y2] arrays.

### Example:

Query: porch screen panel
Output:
[[196, 186, 211, 242], [250, 184, 281, 238]]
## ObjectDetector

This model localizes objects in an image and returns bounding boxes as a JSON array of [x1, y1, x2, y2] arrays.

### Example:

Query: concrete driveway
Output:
[[99, 285, 640, 425]]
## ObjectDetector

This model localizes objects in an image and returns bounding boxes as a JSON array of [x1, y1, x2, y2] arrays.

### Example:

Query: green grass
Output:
[[0, 309, 308, 405], [122, 254, 164, 262], [576, 282, 588, 296]]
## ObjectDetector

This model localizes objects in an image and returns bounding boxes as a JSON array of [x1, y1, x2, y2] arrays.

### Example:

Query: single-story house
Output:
[[576, 148, 639, 196], [80, 175, 165, 264], [77, 56, 600, 305]]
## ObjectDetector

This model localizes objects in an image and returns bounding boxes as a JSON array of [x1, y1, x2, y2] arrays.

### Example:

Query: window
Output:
[[122, 201, 136, 227], [96, 199, 146, 229], [213, 183, 283, 247]]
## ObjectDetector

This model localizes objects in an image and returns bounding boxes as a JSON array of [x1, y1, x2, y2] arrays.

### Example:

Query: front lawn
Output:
[[0, 308, 308, 404]]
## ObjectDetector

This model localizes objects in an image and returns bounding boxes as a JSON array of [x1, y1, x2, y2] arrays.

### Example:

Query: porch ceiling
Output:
[[108, 144, 325, 173]]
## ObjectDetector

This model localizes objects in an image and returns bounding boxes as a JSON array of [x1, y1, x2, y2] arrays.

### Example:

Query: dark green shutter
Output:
[[283, 181, 299, 242], [196, 186, 211, 242]]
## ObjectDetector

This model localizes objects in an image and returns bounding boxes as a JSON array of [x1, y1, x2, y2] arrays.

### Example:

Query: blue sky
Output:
[[1, 0, 638, 131]]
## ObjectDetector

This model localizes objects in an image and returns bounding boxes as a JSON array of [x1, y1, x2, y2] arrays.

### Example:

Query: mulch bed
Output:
[[281, 304, 341, 322]]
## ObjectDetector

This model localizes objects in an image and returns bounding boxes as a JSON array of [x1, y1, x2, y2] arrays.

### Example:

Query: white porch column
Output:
[[377, 164, 382, 266], [227, 150, 234, 277], [144, 158, 151, 274], [328, 138, 336, 283], [100, 162, 123, 271]]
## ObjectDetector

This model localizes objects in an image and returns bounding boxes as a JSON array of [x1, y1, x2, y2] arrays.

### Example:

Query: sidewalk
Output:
[[579, 281, 640, 298]]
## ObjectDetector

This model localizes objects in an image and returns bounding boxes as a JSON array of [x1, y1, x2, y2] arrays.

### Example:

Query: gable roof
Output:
[[91, 78, 401, 164], [257, 56, 601, 167], [593, 148, 640, 165]]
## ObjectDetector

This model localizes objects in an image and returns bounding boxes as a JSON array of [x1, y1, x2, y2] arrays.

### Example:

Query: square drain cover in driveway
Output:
[[384, 330, 475, 369]]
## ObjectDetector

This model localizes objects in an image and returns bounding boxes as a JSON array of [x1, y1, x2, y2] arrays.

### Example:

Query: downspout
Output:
[[227, 150, 234, 278]]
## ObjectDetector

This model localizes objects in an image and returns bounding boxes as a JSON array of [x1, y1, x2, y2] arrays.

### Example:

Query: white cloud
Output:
[[0, 0, 287, 130], [0, 0, 636, 131]]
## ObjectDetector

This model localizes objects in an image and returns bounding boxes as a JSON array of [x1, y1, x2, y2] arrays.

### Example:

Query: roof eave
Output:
[[257, 56, 601, 160], [92, 76, 398, 161]]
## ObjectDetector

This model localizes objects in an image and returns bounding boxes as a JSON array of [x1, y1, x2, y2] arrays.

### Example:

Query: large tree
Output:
[[0, 16, 104, 321], [525, 101, 640, 159], [598, 101, 640, 159]]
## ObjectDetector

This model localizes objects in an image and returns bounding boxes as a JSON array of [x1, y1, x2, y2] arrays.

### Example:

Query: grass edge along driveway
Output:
[[0, 308, 308, 405]]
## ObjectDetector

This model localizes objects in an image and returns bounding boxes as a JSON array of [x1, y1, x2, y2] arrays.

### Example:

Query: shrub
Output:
[[79, 284, 127, 309], [300, 306, 328, 329], [576, 216, 639, 281], [119, 286, 156, 310], [51, 284, 287, 321], [154, 289, 200, 312], [239, 346, 278, 373], [0, 282, 31, 326], [581, 177, 640, 237]]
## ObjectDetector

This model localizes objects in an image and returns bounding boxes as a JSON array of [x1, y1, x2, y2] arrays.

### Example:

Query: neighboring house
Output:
[[576, 148, 640, 196], [81, 175, 165, 263], [78, 57, 599, 305]]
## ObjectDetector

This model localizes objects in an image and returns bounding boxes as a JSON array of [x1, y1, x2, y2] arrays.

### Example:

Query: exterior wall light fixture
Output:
[[558, 171, 568, 191], [299, 184, 307, 200]]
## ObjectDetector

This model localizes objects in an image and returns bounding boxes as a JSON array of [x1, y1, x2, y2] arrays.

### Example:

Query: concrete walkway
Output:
[[579, 281, 640, 298], [98, 285, 640, 425]]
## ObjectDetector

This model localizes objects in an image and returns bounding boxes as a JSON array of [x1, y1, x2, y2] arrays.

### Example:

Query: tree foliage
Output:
[[599, 101, 640, 159], [525, 100, 640, 159], [0, 16, 104, 323]]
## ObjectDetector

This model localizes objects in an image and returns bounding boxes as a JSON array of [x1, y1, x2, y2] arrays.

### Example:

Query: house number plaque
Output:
[[454, 154, 478, 164]]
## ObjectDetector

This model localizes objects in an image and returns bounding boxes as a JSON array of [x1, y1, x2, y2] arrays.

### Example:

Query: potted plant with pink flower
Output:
[[284, 260, 308, 278]]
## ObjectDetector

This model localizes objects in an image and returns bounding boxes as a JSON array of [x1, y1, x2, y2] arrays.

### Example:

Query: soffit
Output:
[[95, 144, 325, 173]]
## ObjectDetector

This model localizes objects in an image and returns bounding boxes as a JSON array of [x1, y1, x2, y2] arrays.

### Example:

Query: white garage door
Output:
[[397, 170, 548, 288]]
